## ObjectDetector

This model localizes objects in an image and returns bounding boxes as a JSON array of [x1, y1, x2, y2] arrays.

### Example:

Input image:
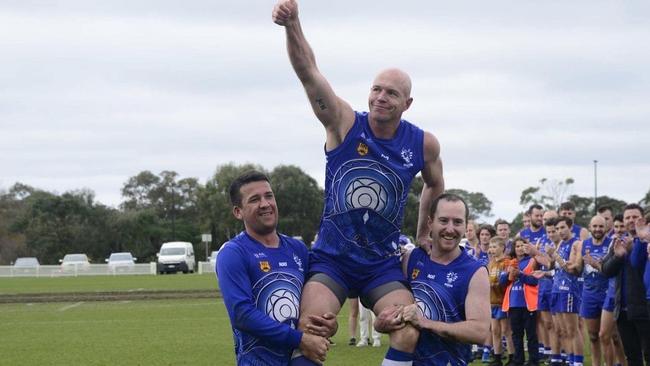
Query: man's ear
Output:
[[233, 206, 243, 220]]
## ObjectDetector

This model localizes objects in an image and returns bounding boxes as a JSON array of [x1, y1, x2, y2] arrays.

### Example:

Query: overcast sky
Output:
[[1, 0, 649, 223]]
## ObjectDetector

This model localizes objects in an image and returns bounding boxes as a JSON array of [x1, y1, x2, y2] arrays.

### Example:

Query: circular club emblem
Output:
[[266, 288, 300, 323], [331, 159, 404, 222]]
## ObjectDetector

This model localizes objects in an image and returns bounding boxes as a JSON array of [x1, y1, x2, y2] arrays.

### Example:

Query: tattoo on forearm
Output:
[[315, 98, 327, 110]]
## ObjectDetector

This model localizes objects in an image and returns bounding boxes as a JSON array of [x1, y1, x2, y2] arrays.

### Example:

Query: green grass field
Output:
[[0, 275, 387, 365], [0, 273, 218, 294], [0, 275, 592, 365], [1, 299, 387, 365]]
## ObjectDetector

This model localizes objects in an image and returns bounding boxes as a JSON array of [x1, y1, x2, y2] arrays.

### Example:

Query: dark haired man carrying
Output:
[[217, 171, 336, 365]]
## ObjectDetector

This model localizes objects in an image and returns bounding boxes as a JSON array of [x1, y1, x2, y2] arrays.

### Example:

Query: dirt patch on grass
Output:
[[1, 289, 222, 303]]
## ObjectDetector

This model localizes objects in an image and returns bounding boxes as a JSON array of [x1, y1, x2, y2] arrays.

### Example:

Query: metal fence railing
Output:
[[0, 263, 156, 277], [0, 262, 218, 278]]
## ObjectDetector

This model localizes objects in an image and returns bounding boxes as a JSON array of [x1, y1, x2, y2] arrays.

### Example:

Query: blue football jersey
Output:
[[407, 247, 483, 366], [552, 236, 581, 295], [313, 111, 424, 268], [519, 227, 546, 245], [217, 232, 309, 366], [581, 237, 611, 292]]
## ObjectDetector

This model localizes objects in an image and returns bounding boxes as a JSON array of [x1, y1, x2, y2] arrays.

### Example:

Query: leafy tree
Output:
[[400, 181, 493, 235], [0, 185, 30, 264], [198, 163, 266, 248], [110, 208, 165, 262], [120, 170, 202, 244], [120, 171, 160, 210], [510, 212, 525, 235], [640, 188, 650, 208], [447, 188, 493, 220], [566, 194, 592, 227], [595, 195, 628, 216], [10, 189, 115, 264], [520, 177, 575, 210], [270, 165, 323, 244]]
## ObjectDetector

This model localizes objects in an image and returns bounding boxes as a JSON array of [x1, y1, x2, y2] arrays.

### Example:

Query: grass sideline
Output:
[[0, 298, 388, 365], [0, 275, 593, 365], [0, 273, 219, 295]]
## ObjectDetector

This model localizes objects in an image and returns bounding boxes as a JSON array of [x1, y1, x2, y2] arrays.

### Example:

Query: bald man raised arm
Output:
[[273, 1, 444, 365]]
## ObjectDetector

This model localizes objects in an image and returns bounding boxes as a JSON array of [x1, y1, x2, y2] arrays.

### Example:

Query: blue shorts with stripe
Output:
[[551, 292, 580, 314]]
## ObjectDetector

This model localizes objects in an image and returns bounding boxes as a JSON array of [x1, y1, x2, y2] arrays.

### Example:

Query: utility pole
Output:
[[594, 160, 598, 215]]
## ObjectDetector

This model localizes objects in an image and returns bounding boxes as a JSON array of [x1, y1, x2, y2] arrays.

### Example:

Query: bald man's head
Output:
[[373, 68, 412, 98]]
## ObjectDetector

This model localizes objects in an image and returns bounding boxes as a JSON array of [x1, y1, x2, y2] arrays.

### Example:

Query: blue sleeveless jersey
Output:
[[476, 250, 489, 266], [519, 227, 546, 245], [536, 237, 556, 293], [313, 111, 424, 268], [572, 224, 583, 239], [217, 232, 309, 366], [552, 236, 580, 295], [581, 237, 611, 292], [407, 248, 483, 366]]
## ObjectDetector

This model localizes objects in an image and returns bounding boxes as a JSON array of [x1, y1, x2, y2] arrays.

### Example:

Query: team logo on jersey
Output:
[[445, 271, 458, 288], [400, 148, 413, 168], [411, 268, 420, 280], [357, 142, 369, 156], [259, 261, 271, 272], [293, 253, 303, 272]]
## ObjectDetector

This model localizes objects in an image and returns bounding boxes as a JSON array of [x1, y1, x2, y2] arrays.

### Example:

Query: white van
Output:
[[156, 242, 196, 274]]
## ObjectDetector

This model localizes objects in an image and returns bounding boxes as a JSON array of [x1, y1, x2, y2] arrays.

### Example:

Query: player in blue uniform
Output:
[[474, 224, 495, 361], [376, 193, 490, 366], [597, 206, 615, 238], [549, 216, 584, 366], [519, 204, 546, 245], [570, 216, 612, 366], [217, 171, 334, 365], [535, 214, 560, 361], [273, 1, 444, 364], [559, 201, 589, 241], [476, 225, 494, 266]]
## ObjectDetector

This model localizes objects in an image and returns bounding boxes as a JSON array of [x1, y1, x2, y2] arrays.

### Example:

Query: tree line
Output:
[[0, 165, 647, 265]]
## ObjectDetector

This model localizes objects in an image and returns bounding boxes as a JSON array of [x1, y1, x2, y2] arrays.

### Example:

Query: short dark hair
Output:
[[613, 214, 624, 223], [494, 218, 510, 228], [556, 216, 574, 228], [544, 217, 558, 227], [623, 203, 644, 216], [429, 193, 469, 223], [597, 205, 613, 215], [559, 201, 576, 212], [229, 170, 271, 207], [527, 204, 543, 215]]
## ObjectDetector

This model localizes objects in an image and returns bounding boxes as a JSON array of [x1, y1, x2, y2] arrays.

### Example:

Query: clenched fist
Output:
[[272, 0, 298, 26]]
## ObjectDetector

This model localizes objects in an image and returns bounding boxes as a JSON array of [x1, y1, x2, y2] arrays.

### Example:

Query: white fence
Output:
[[197, 261, 216, 275], [0, 262, 217, 278]]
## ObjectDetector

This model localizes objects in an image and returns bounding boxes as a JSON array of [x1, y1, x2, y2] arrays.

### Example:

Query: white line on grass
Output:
[[59, 302, 84, 312]]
